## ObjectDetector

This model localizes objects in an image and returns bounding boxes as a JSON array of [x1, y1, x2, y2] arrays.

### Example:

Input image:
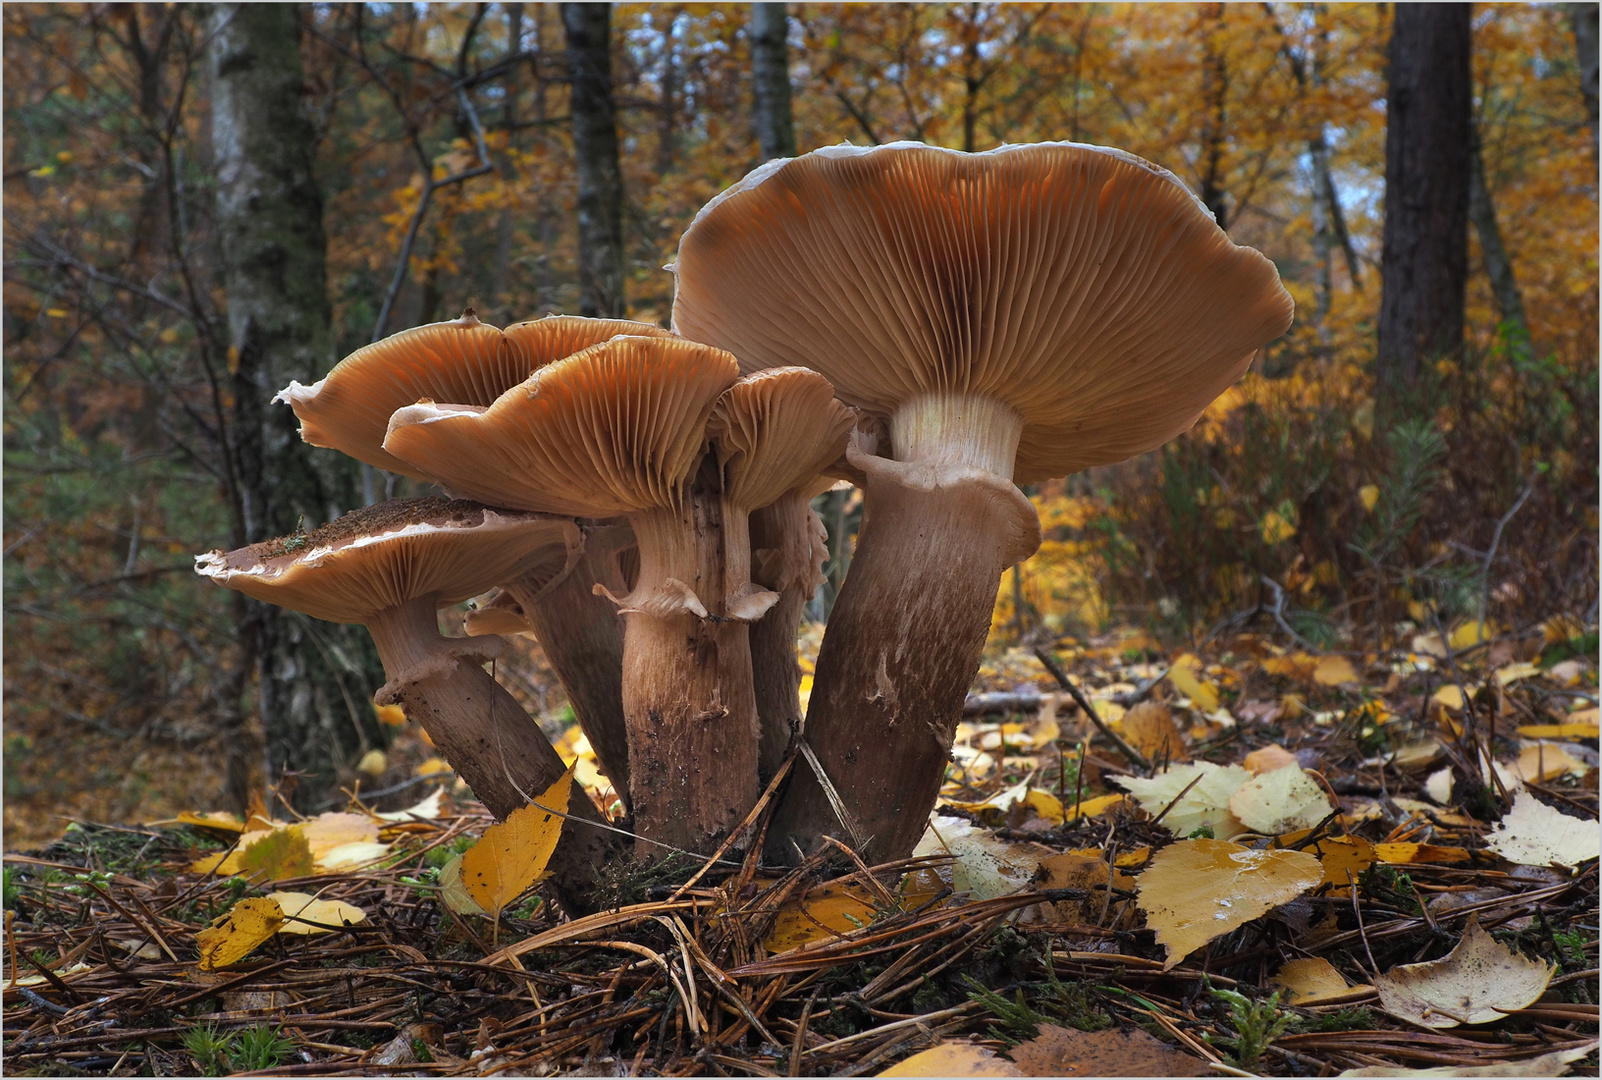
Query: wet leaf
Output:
[[1006, 1024, 1210, 1076], [1374, 918, 1554, 1027], [1277, 830, 1376, 893], [195, 898, 284, 970], [460, 765, 573, 919], [1230, 766, 1333, 835], [1483, 790, 1598, 869], [1114, 762, 1251, 839], [878, 1041, 1020, 1076], [267, 892, 367, 935], [1136, 838, 1321, 970]]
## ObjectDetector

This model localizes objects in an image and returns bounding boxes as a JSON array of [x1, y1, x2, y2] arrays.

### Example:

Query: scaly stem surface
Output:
[[619, 465, 761, 856], [765, 396, 1039, 864], [366, 594, 623, 911]]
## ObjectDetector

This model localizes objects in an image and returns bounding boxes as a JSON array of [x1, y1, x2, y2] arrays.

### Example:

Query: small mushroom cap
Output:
[[383, 335, 740, 517], [708, 368, 858, 511], [276, 313, 671, 478], [194, 497, 577, 624], [671, 141, 1295, 483]]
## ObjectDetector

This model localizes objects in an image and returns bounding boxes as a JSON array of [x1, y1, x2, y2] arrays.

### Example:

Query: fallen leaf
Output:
[[1374, 917, 1555, 1027], [1021, 788, 1066, 825], [1006, 1024, 1210, 1076], [1358, 484, 1380, 512], [1483, 790, 1598, 869], [1064, 793, 1126, 821], [8, 961, 94, 987], [1243, 744, 1298, 775], [236, 826, 315, 883], [374, 702, 407, 726], [1167, 655, 1220, 712], [1231, 766, 1333, 835], [1411, 632, 1448, 658], [1276, 830, 1377, 892], [1494, 662, 1541, 686], [1029, 852, 1133, 923], [1260, 508, 1297, 544], [416, 757, 453, 777], [1270, 957, 1371, 1005], [267, 892, 367, 935], [1263, 653, 1318, 679], [1432, 685, 1467, 711], [1449, 619, 1495, 650], [1122, 701, 1190, 762], [438, 853, 488, 916], [764, 872, 945, 953], [1513, 743, 1588, 783], [1543, 658, 1585, 686], [373, 789, 445, 822], [303, 813, 381, 861], [356, 749, 387, 776], [1373, 842, 1472, 865], [913, 815, 1049, 899], [1114, 762, 1251, 839], [1136, 838, 1322, 970], [196, 898, 285, 970], [878, 1041, 1020, 1076], [169, 810, 247, 834], [1339, 1045, 1597, 1077], [1515, 721, 1600, 740], [460, 766, 574, 919], [319, 841, 391, 869], [1313, 655, 1359, 687]]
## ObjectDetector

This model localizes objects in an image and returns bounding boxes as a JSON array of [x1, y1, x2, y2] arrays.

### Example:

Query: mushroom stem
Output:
[[365, 593, 624, 911], [749, 492, 827, 783], [504, 534, 633, 813], [892, 392, 1023, 477], [765, 431, 1040, 864], [613, 468, 761, 856]]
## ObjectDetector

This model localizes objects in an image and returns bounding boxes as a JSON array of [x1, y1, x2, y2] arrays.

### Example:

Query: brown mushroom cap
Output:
[[194, 497, 577, 624], [276, 313, 671, 478], [382, 336, 740, 517], [670, 141, 1295, 483], [708, 367, 858, 512]]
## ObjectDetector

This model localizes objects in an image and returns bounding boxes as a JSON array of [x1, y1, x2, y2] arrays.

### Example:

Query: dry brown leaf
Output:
[[878, 1042, 1021, 1076], [1312, 655, 1359, 686], [1122, 702, 1190, 762], [1006, 1024, 1211, 1077], [1230, 766, 1333, 835], [1374, 918, 1555, 1028], [1338, 1046, 1596, 1077], [1484, 790, 1598, 869], [266, 892, 367, 936], [1243, 744, 1298, 775], [1270, 957, 1371, 1005], [1136, 838, 1322, 970], [1114, 762, 1251, 839]]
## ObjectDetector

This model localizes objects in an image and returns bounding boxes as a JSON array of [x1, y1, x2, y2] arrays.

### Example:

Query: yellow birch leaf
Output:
[[374, 702, 407, 727], [1494, 662, 1541, 686], [195, 898, 284, 970], [1374, 842, 1472, 865], [416, 757, 453, 777], [1432, 685, 1466, 710], [1260, 509, 1297, 544], [1263, 653, 1318, 678], [1064, 793, 1126, 821], [878, 1042, 1021, 1077], [1271, 957, 1371, 1005], [1167, 656, 1220, 712], [460, 765, 573, 918], [1022, 788, 1066, 825], [1230, 767, 1333, 835], [1513, 743, 1587, 783], [1243, 744, 1298, 775], [1122, 701, 1190, 762], [1374, 918, 1554, 1027], [1114, 762, 1251, 839], [356, 750, 387, 777], [439, 853, 488, 916], [1136, 839, 1321, 970], [1448, 620, 1495, 650], [266, 892, 367, 935], [1358, 484, 1380, 512], [1484, 790, 1598, 869], [236, 825, 315, 883], [1515, 721, 1600, 740], [1312, 655, 1359, 687], [302, 813, 380, 863]]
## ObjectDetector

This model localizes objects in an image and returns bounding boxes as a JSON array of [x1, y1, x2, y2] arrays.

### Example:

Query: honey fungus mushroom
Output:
[[672, 141, 1296, 862], [194, 496, 623, 912], [382, 335, 756, 855], [275, 312, 667, 802]]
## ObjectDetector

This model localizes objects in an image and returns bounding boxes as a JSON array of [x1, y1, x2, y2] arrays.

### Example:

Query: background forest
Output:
[[4, 3, 1597, 847]]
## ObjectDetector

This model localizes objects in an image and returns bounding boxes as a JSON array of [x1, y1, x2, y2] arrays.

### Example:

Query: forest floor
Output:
[[2, 621, 1598, 1076]]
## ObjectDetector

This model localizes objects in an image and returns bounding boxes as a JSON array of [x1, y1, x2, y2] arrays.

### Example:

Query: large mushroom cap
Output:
[[276, 313, 671, 478], [671, 141, 1295, 483], [382, 335, 740, 517], [708, 367, 858, 511], [194, 497, 577, 624]]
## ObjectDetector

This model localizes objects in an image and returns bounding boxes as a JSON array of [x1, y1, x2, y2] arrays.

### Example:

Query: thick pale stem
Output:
[[366, 594, 624, 912], [507, 542, 632, 810], [749, 492, 825, 783], [766, 397, 1039, 865], [618, 469, 760, 856]]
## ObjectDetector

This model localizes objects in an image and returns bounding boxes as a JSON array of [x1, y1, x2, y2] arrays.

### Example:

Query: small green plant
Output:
[[422, 833, 478, 869], [232, 1024, 295, 1071], [1310, 1006, 1373, 1032], [2, 866, 21, 909], [1206, 985, 1292, 1070], [1552, 927, 1591, 972], [964, 976, 1047, 1043], [183, 1024, 235, 1076], [1187, 824, 1215, 840]]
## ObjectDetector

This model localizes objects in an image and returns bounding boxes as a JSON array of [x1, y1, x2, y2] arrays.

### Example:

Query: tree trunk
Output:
[[1570, 3, 1599, 152], [490, 2, 523, 318], [751, 4, 797, 160], [210, 4, 386, 809], [1469, 132, 1532, 360], [561, 3, 625, 318], [1376, 4, 1472, 414]]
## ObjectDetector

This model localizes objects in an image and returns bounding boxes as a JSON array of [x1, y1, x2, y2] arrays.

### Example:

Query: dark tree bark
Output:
[[490, 2, 523, 318], [1469, 133, 1532, 359], [1569, 3, 1599, 152], [561, 2, 625, 318], [751, 4, 797, 160], [1376, 4, 1472, 412], [210, 4, 386, 808]]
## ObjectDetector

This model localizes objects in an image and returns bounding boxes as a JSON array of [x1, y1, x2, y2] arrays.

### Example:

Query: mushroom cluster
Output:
[[197, 140, 1292, 896]]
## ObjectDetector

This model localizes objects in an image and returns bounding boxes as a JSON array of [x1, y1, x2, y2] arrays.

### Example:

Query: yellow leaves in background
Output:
[[267, 892, 368, 935], [356, 750, 387, 777], [374, 702, 407, 727], [459, 766, 572, 919], [1358, 484, 1380, 512], [1374, 919, 1554, 1028], [191, 810, 392, 880], [195, 898, 285, 970], [1259, 508, 1297, 545], [1121, 702, 1190, 762], [1448, 619, 1495, 651], [1312, 655, 1359, 687], [1167, 655, 1220, 712], [1483, 790, 1598, 869], [1136, 839, 1322, 970]]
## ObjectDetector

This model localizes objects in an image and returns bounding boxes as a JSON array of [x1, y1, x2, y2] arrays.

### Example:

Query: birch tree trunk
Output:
[[1376, 3, 1472, 417], [210, 3, 385, 808], [561, 2, 625, 318]]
